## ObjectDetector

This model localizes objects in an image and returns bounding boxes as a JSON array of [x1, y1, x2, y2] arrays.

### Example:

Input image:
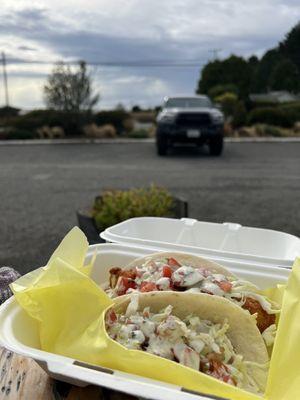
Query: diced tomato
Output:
[[216, 280, 232, 293], [140, 282, 157, 292], [116, 276, 137, 296], [106, 309, 117, 324], [120, 269, 137, 280], [162, 265, 172, 278], [222, 375, 236, 385], [208, 361, 235, 385], [109, 268, 137, 289], [167, 257, 181, 268]]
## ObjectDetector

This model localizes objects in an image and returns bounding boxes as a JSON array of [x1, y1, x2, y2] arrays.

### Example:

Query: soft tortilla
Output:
[[112, 291, 269, 392]]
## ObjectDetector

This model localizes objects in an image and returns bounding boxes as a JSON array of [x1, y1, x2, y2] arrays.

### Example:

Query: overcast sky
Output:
[[1, 0, 300, 110]]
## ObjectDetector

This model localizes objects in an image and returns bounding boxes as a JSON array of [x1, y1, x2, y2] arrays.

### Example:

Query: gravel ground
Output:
[[0, 141, 299, 274]]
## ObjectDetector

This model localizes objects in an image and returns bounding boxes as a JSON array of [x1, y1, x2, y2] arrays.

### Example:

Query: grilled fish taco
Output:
[[106, 291, 269, 395], [105, 252, 279, 337]]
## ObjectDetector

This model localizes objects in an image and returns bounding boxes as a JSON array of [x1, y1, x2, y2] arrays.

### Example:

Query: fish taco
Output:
[[106, 291, 269, 395], [105, 252, 279, 337]]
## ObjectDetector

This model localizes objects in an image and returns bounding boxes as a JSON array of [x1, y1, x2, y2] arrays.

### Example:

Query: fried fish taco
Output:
[[106, 291, 269, 395], [105, 252, 280, 336]]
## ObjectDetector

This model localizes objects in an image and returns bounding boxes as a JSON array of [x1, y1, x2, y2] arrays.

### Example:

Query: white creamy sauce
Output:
[[106, 297, 263, 393]]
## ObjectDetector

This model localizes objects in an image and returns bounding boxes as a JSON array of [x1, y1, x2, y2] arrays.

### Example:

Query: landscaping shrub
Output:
[[8, 110, 91, 136], [208, 84, 239, 99], [36, 126, 65, 139], [247, 107, 292, 127], [83, 123, 116, 138], [92, 186, 174, 230], [232, 101, 247, 128], [126, 129, 149, 139], [93, 110, 131, 135], [248, 101, 279, 110], [279, 102, 300, 125], [294, 121, 300, 133], [8, 129, 37, 140], [214, 92, 238, 117], [122, 118, 134, 132], [254, 124, 282, 137]]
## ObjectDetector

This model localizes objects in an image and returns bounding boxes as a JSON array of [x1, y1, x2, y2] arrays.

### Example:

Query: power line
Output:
[[1, 52, 9, 106], [5, 58, 206, 68]]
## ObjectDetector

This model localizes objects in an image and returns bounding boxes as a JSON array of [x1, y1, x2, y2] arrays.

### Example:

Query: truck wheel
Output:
[[156, 135, 168, 156], [209, 136, 223, 156]]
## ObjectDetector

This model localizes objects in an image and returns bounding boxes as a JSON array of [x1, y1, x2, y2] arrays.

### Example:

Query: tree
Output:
[[269, 59, 300, 93], [197, 55, 252, 99], [132, 105, 141, 112], [248, 55, 259, 67], [44, 61, 99, 112], [250, 49, 283, 93], [279, 22, 300, 71], [196, 60, 224, 95]]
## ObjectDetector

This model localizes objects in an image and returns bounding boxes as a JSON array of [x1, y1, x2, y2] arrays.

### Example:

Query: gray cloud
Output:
[[0, 1, 299, 108], [17, 45, 37, 51]]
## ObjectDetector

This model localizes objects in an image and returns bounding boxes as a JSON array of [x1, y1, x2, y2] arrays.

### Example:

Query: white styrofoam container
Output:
[[100, 217, 300, 268], [0, 242, 291, 400]]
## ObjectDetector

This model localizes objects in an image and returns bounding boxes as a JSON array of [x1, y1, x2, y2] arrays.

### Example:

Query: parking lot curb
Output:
[[0, 137, 300, 145], [0, 138, 156, 145]]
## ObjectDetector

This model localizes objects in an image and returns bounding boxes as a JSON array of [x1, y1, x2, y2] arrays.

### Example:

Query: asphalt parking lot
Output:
[[0, 141, 299, 274]]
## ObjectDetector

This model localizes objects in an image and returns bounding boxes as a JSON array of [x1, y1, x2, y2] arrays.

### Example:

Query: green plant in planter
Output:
[[92, 186, 174, 230]]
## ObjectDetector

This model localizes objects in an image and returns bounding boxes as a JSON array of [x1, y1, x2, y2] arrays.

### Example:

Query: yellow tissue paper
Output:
[[10, 227, 300, 400]]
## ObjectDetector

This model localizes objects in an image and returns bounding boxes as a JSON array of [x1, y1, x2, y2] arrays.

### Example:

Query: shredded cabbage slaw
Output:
[[106, 256, 280, 339], [106, 294, 267, 394]]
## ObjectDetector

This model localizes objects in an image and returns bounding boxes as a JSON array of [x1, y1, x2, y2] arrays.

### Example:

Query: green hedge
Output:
[[7, 110, 131, 136], [7, 110, 91, 136], [247, 107, 292, 127], [3, 109, 142, 136], [7, 129, 37, 140], [248, 101, 279, 109], [279, 103, 300, 125]]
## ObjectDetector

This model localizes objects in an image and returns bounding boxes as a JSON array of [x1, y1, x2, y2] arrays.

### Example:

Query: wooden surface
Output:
[[0, 347, 137, 400]]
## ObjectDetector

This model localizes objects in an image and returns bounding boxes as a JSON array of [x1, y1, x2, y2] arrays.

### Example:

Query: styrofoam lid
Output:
[[100, 217, 300, 268]]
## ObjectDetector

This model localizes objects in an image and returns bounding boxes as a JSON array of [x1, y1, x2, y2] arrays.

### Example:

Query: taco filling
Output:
[[106, 295, 267, 394], [106, 255, 279, 334]]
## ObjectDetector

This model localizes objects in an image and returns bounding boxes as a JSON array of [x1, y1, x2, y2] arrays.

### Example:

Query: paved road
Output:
[[0, 142, 299, 274]]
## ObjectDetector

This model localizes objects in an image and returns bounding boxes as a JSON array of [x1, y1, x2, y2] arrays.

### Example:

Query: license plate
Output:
[[187, 129, 200, 138]]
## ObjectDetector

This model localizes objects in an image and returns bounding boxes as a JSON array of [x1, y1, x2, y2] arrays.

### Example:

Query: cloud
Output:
[[0, 0, 300, 108], [17, 45, 37, 51]]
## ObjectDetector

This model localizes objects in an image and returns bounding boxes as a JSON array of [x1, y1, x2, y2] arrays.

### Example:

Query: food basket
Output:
[[0, 218, 299, 400]]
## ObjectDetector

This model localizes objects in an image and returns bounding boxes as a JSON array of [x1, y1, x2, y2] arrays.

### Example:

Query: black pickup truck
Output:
[[156, 96, 224, 156]]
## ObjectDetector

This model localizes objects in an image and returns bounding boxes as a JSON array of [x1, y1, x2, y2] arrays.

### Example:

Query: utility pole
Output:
[[1, 51, 9, 107], [209, 48, 222, 61]]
